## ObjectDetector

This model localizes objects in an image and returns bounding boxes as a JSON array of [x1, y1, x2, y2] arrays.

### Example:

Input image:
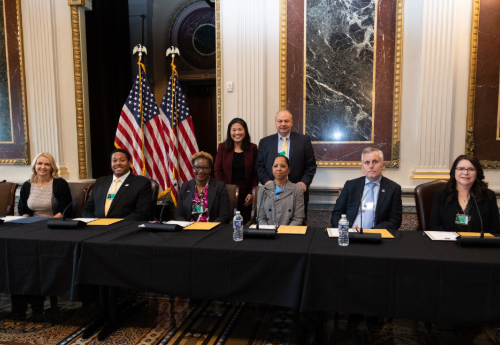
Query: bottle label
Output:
[[339, 224, 349, 231], [234, 220, 242, 227]]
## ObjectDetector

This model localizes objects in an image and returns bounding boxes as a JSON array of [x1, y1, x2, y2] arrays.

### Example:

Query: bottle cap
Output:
[[236, 211, 240, 214], [341, 214, 346, 217]]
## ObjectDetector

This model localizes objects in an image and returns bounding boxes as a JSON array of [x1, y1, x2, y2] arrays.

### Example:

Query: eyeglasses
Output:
[[193, 166, 210, 172], [456, 167, 476, 172]]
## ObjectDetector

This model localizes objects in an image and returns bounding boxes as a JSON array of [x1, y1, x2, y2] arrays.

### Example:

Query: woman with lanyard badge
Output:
[[176, 152, 231, 223], [430, 155, 499, 233]]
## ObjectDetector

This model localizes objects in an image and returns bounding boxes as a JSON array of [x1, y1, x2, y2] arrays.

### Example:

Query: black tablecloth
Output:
[[301, 230, 500, 325], [190, 225, 315, 309], [0, 219, 135, 299], [76, 224, 315, 309], [76, 222, 222, 297]]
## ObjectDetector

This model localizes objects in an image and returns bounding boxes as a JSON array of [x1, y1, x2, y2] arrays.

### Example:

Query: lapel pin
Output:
[[125, 184, 129, 187], [382, 189, 385, 192]]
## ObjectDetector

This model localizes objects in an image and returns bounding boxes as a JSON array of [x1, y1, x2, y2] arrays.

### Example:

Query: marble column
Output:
[[410, 0, 471, 181], [21, 0, 65, 167], [221, 0, 280, 143]]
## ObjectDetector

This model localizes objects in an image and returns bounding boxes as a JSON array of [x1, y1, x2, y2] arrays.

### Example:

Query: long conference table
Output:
[[1, 219, 500, 327]]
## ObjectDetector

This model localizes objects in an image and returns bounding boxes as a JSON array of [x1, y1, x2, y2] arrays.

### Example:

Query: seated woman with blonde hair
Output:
[[256, 155, 305, 226], [18, 152, 73, 218], [177, 151, 231, 223]]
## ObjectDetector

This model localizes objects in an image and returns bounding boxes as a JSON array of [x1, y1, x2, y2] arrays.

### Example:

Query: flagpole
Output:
[[167, 47, 181, 189], [133, 44, 147, 176]]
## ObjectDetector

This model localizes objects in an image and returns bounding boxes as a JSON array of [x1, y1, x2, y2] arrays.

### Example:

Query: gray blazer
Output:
[[256, 181, 305, 226]]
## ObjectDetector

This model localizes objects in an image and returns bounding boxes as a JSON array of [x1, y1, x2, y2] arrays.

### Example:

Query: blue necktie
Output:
[[362, 182, 375, 229]]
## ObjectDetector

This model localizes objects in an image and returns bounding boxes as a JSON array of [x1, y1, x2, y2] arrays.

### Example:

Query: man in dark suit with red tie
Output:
[[255, 110, 317, 218]]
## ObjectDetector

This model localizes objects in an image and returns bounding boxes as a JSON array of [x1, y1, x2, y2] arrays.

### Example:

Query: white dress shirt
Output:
[[277, 132, 291, 158], [107, 170, 131, 197]]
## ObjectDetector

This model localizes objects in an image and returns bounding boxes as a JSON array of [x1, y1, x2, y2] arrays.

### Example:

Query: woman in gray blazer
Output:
[[256, 155, 305, 226]]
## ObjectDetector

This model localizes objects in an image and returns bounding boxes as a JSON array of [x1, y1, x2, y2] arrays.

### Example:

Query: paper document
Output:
[[326, 228, 358, 237], [0, 216, 26, 222], [73, 218, 98, 223], [249, 225, 277, 229], [88, 219, 124, 226], [424, 231, 460, 241], [165, 221, 194, 227], [184, 222, 220, 230]]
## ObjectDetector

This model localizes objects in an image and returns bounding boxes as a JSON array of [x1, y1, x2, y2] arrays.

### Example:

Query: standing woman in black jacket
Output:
[[430, 155, 499, 233], [18, 152, 73, 218]]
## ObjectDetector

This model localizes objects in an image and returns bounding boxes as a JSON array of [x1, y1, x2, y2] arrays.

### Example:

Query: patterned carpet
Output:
[[1, 293, 499, 345]]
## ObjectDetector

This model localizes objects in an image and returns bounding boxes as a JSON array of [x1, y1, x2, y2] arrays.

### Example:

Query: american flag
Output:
[[160, 74, 199, 205], [115, 68, 169, 196]]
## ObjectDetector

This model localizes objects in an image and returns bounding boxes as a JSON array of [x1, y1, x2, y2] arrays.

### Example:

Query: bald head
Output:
[[275, 110, 293, 136]]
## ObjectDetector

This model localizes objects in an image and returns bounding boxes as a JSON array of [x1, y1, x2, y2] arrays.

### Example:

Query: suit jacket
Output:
[[255, 132, 317, 188], [430, 188, 500, 233], [176, 177, 231, 224], [81, 173, 152, 220], [256, 181, 304, 226], [331, 176, 403, 230], [214, 142, 259, 195]]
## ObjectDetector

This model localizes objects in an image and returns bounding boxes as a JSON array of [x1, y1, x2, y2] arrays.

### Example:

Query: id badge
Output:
[[455, 214, 469, 225], [106, 193, 116, 200], [193, 206, 205, 214], [362, 201, 374, 211]]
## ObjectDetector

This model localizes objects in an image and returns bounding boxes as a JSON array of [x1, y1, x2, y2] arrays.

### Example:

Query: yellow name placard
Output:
[[277, 225, 307, 234], [458, 232, 494, 237], [88, 218, 124, 226], [184, 222, 220, 230], [362, 229, 395, 239]]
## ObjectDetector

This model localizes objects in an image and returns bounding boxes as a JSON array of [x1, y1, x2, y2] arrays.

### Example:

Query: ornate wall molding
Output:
[[69, 5, 87, 179], [465, 0, 480, 155], [216, 0, 222, 144], [279, 0, 286, 110]]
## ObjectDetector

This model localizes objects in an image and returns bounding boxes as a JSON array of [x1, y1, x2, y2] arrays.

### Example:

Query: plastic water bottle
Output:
[[233, 211, 243, 241], [338, 214, 349, 246]]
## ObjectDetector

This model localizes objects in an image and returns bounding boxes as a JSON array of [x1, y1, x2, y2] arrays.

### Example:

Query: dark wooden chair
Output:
[[67, 182, 94, 218], [414, 180, 447, 231], [0, 181, 18, 216]]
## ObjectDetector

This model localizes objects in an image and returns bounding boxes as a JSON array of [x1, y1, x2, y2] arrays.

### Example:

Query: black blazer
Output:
[[81, 173, 151, 220], [331, 176, 403, 230], [430, 188, 500, 233], [255, 132, 317, 188], [176, 177, 231, 224], [18, 178, 73, 217]]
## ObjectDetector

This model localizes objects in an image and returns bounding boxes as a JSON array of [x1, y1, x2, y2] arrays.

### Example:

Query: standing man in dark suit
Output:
[[82, 149, 152, 220], [255, 109, 317, 218], [331, 147, 402, 230]]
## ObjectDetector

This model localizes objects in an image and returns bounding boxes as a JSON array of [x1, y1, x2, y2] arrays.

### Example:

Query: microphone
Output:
[[471, 193, 484, 238], [47, 189, 87, 229], [159, 183, 176, 223], [457, 192, 500, 247], [348, 189, 381, 244], [255, 186, 267, 230], [244, 185, 277, 239], [358, 191, 364, 234]]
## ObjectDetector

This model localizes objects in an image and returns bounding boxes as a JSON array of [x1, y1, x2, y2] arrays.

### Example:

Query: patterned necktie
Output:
[[280, 137, 288, 156], [362, 182, 376, 229], [104, 178, 121, 216]]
